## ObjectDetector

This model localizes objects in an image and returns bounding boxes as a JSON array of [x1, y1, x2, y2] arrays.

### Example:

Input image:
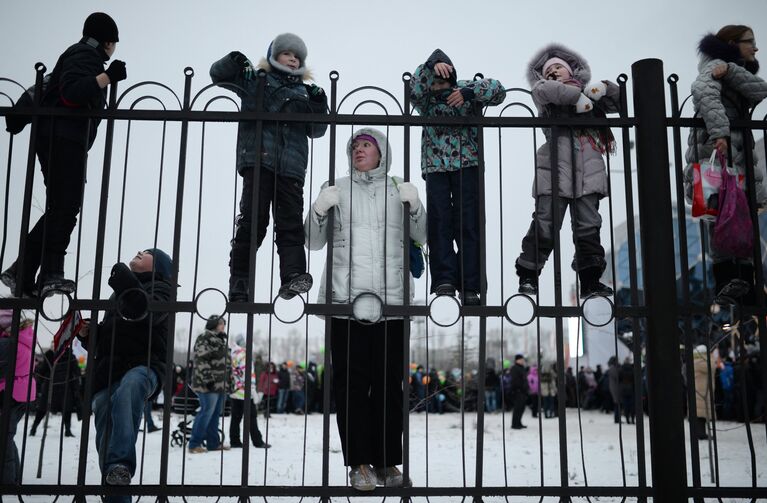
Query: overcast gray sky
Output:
[[1, 0, 766, 361]]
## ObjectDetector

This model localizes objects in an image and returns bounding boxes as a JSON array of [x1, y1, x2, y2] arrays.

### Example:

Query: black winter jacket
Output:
[[81, 266, 173, 395], [209, 52, 328, 181], [39, 37, 109, 149]]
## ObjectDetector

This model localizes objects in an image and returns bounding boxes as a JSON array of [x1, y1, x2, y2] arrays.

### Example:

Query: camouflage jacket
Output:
[[410, 52, 505, 176], [192, 329, 231, 394]]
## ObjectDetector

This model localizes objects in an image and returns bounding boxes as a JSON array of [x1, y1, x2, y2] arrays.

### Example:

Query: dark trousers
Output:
[[30, 406, 72, 434], [511, 391, 527, 428], [426, 167, 481, 293], [621, 393, 635, 423], [516, 194, 606, 273], [229, 398, 264, 446], [230, 167, 305, 284], [18, 137, 87, 287], [1, 400, 24, 485], [330, 318, 404, 467]]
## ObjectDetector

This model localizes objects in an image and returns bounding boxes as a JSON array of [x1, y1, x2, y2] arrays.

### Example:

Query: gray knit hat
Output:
[[267, 33, 307, 76]]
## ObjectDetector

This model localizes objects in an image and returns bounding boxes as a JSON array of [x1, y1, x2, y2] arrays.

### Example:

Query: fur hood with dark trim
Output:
[[526, 43, 591, 88], [698, 34, 759, 74]]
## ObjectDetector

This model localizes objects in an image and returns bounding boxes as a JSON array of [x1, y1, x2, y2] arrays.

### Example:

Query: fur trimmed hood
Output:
[[257, 57, 315, 82], [346, 127, 393, 174], [698, 33, 759, 74], [527, 43, 591, 88]]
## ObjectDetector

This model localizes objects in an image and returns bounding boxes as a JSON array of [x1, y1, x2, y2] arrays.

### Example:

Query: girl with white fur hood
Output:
[[304, 128, 426, 491], [515, 43, 620, 298]]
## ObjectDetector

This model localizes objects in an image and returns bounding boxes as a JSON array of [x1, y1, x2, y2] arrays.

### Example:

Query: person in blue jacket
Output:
[[210, 33, 328, 302]]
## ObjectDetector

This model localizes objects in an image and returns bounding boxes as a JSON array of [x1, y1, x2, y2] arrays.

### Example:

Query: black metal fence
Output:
[[0, 58, 765, 502]]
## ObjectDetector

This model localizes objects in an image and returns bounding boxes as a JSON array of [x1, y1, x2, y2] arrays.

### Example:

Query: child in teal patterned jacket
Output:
[[410, 48, 505, 305]]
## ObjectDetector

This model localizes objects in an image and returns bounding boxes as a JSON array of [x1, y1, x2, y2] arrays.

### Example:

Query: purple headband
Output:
[[353, 134, 379, 149]]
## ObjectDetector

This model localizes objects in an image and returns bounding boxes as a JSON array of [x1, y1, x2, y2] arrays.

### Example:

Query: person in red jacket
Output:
[[258, 362, 279, 415]]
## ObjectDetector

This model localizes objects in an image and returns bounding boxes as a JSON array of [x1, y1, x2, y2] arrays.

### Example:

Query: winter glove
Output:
[[397, 182, 421, 213], [583, 81, 607, 101], [230, 51, 256, 80], [312, 185, 341, 217], [459, 87, 475, 103], [575, 93, 593, 114], [305, 84, 326, 102], [108, 262, 139, 293], [105, 60, 127, 84]]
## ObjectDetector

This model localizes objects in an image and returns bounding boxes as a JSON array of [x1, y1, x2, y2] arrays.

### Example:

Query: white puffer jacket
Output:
[[304, 128, 428, 321]]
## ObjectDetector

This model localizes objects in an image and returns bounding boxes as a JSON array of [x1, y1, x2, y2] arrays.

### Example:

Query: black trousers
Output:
[[511, 391, 527, 428], [330, 318, 404, 467], [426, 167, 481, 293], [229, 398, 264, 446], [230, 167, 306, 284], [18, 137, 87, 287]]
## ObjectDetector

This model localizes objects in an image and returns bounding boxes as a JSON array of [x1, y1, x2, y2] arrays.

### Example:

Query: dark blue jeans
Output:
[[188, 392, 224, 449], [92, 365, 158, 503], [426, 167, 481, 294], [277, 388, 289, 413]]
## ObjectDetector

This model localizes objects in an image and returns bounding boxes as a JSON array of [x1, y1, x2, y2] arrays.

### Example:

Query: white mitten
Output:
[[575, 93, 594, 113], [583, 81, 607, 101], [313, 185, 340, 216], [397, 182, 421, 212]]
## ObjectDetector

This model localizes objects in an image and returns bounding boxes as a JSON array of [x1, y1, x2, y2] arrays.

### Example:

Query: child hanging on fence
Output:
[[410, 48, 506, 306], [515, 44, 619, 297], [210, 33, 328, 302]]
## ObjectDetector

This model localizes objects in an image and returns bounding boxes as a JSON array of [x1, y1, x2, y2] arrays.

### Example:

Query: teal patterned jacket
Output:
[[410, 64, 505, 176]]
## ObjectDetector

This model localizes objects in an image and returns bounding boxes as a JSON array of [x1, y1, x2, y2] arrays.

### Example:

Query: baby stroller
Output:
[[170, 417, 224, 448]]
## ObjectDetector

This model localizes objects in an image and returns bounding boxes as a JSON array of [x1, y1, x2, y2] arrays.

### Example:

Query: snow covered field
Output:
[[11, 408, 766, 502]]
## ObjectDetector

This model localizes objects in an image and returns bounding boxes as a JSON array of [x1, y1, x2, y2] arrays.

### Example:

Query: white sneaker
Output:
[[349, 464, 376, 491]]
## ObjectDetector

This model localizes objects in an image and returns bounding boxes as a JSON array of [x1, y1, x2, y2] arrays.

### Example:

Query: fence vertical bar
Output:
[[320, 70, 339, 499], [157, 67, 194, 500], [75, 77, 118, 497], [631, 58, 686, 502], [0, 63, 45, 488], [667, 73, 703, 491], [473, 100, 488, 500], [401, 72, 412, 494]]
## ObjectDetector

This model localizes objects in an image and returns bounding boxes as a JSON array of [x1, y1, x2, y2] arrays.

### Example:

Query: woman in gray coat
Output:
[[684, 25, 767, 303], [305, 128, 426, 491]]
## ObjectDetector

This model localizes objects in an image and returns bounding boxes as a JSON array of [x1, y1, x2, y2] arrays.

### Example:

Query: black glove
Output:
[[304, 83, 326, 102], [105, 60, 127, 84], [108, 262, 137, 293], [230, 51, 249, 68], [459, 87, 475, 102]]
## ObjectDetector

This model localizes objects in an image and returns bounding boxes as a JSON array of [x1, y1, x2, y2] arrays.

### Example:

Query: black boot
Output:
[[37, 255, 75, 297], [516, 264, 538, 296], [1, 261, 35, 298], [737, 263, 756, 306], [579, 267, 613, 297], [278, 272, 313, 300], [229, 275, 249, 303], [695, 417, 708, 440], [713, 261, 752, 304]]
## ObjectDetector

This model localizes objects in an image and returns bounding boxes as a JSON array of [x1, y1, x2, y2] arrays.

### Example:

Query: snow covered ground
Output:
[[11, 408, 766, 502]]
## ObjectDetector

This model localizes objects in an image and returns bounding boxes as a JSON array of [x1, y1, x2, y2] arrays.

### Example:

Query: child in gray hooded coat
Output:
[[515, 43, 620, 297]]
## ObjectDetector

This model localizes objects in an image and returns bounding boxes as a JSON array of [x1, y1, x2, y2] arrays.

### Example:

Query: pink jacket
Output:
[[0, 325, 37, 402]]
